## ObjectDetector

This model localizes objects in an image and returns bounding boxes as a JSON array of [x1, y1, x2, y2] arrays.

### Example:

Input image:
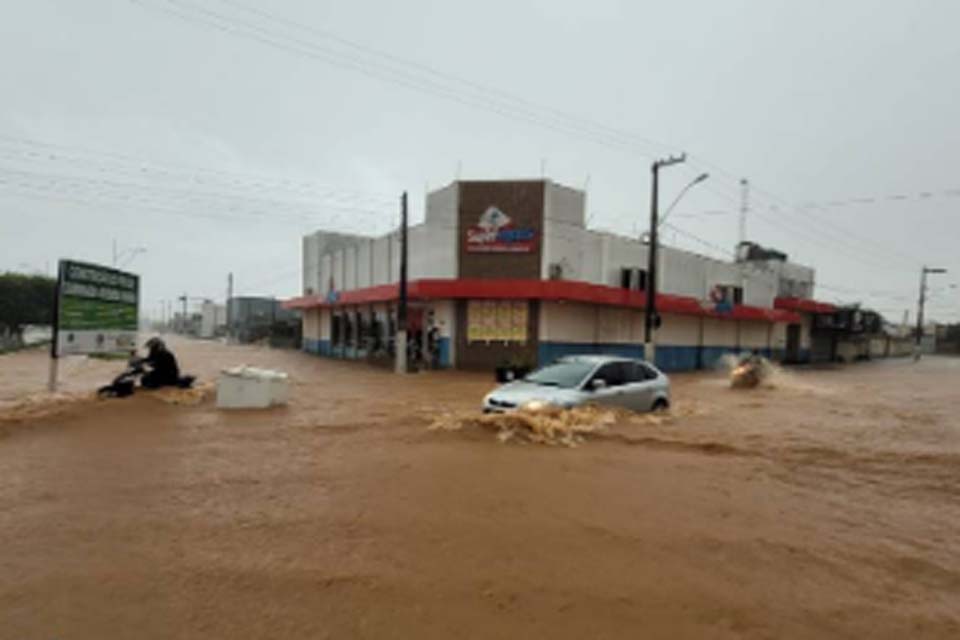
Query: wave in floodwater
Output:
[[428, 404, 704, 447], [714, 354, 837, 395], [0, 384, 213, 425]]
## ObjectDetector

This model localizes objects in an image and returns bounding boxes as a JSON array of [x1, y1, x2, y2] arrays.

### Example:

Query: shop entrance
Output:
[[785, 323, 801, 362]]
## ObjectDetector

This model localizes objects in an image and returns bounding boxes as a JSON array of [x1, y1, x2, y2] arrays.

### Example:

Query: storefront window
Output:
[[331, 314, 342, 346], [370, 311, 383, 352], [344, 312, 354, 346]]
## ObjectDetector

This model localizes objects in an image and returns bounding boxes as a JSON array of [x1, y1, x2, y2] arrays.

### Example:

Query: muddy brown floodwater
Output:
[[1, 338, 959, 639]]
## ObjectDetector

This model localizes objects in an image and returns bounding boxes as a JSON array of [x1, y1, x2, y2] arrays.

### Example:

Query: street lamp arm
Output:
[[659, 173, 710, 228], [118, 247, 147, 269]]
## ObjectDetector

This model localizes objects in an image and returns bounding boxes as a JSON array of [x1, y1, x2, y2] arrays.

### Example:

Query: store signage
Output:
[[54, 259, 139, 356], [465, 206, 536, 253]]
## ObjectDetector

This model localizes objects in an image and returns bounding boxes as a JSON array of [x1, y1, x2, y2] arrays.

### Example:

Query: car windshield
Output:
[[524, 361, 596, 389]]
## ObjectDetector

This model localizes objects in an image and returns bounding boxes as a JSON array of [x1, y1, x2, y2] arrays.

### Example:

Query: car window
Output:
[[590, 362, 628, 387], [524, 361, 595, 388], [628, 362, 658, 382]]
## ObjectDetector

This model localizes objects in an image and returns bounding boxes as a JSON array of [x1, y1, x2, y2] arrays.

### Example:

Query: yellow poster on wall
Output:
[[468, 300, 529, 343], [496, 301, 513, 341], [511, 301, 528, 342], [467, 300, 485, 342], [480, 301, 497, 340]]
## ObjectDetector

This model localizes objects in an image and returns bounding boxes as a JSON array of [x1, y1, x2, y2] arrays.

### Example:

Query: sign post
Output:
[[47, 262, 63, 392], [49, 260, 140, 390]]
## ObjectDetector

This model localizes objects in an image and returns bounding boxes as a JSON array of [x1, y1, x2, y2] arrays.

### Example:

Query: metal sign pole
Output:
[[47, 260, 63, 392]]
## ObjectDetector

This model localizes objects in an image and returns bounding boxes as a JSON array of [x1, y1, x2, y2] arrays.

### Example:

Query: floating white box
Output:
[[216, 366, 290, 409]]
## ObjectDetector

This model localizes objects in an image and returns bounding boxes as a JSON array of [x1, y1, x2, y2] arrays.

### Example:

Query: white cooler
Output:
[[216, 366, 290, 409]]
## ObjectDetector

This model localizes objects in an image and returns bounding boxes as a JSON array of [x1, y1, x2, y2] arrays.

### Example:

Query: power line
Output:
[[0, 173, 388, 236], [0, 134, 397, 206], [797, 187, 960, 211], [132, 0, 950, 276], [132, 0, 680, 159], [0, 164, 397, 228], [697, 178, 920, 275]]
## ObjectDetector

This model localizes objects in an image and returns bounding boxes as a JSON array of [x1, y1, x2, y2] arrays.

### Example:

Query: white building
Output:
[[199, 301, 227, 339], [288, 179, 824, 370]]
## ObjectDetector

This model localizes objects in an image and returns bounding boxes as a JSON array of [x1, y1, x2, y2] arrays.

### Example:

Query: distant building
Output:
[[199, 301, 227, 339], [172, 311, 202, 336], [935, 323, 960, 354], [285, 178, 843, 371], [228, 296, 297, 344], [804, 305, 913, 361]]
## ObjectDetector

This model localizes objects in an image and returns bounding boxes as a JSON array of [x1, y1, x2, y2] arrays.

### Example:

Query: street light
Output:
[[645, 155, 707, 363], [658, 172, 710, 229], [119, 247, 147, 268], [112, 239, 147, 268], [916, 266, 947, 358]]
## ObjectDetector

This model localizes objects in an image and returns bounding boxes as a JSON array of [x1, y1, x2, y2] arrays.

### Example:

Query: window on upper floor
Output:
[[619, 268, 647, 291]]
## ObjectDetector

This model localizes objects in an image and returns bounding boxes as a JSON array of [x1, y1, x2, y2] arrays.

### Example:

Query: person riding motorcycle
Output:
[[731, 350, 765, 389], [738, 350, 763, 368], [137, 337, 181, 389]]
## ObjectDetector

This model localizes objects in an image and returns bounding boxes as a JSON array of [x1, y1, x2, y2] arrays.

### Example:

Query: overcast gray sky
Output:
[[2, 0, 958, 322]]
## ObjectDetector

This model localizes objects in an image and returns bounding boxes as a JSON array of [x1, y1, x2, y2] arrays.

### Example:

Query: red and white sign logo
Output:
[[465, 206, 536, 253]]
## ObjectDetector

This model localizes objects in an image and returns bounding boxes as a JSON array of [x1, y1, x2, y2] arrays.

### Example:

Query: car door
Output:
[[584, 362, 632, 409], [619, 361, 658, 411]]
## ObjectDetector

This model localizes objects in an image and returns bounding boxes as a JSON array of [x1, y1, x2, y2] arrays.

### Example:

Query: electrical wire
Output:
[[128, 0, 960, 278], [0, 135, 398, 206], [0, 164, 397, 228]]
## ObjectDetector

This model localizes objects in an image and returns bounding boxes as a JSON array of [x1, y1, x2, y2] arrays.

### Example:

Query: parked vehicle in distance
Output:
[[482, 355, 671, 413]]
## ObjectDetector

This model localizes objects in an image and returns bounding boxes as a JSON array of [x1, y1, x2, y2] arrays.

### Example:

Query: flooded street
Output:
[[2, 340, 959, 638]]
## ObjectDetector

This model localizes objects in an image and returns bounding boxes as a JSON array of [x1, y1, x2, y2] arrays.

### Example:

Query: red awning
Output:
[[285, 279, 801, 323], [774, 297, 837, 314]]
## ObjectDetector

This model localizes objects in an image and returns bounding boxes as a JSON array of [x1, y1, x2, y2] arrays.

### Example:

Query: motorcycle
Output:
[[730, 357, 767, 389], [97, 357, 196, 399]]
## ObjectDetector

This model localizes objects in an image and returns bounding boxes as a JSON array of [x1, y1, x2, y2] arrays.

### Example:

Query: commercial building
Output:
[[286, 179, 832, 371], [791, 304, 914, 362]]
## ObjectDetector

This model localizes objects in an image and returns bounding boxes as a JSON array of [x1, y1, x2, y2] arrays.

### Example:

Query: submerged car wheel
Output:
[[651, 398, 669, 412]]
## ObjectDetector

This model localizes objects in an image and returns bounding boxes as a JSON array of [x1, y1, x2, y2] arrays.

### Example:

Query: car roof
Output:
[[557, 354, 643, 365]]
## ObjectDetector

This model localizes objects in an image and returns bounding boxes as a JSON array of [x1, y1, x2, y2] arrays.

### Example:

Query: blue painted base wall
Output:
[[537, 341, 776, 372], [302, 337, 452, 368], [305, 338, 788, 373]]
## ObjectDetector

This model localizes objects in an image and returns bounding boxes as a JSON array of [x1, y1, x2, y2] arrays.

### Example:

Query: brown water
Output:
[[1, 339, 959, 638]]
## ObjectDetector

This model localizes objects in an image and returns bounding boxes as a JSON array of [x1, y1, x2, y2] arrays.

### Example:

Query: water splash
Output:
[[429, 404, 667, 447]]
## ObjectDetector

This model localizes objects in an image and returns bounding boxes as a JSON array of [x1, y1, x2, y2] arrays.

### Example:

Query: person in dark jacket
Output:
[[139, 337, 181, 389]]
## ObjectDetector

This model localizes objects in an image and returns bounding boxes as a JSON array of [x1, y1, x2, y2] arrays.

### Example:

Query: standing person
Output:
[[407, 332, 420, 368], [427, 322, 440, 369]]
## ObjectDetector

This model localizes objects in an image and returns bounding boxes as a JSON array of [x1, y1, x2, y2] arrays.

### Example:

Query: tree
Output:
[[0, 272, 57, 348]]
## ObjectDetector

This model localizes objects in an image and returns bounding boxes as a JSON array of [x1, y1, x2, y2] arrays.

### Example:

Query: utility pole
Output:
[[179, 294, 188, 334], [227, 272, 234, 342], [644, 153, 686, 363], [916, 266, 947, 359], [48, 261, 64, 392], [112, 238, 118, 267], [736, 178, 749, 354], [738, 179, 749, 256], [395, 192, 409, 374]]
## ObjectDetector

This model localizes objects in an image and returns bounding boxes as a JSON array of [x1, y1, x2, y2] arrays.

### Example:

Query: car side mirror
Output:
[[590, 378, 607, 391]]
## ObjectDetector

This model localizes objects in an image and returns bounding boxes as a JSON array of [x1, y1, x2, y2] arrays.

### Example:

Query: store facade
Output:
[[286, 179, 823, 371]]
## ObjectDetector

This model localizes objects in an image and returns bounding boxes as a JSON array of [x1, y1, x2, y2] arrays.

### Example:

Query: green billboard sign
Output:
[[54, 260, 139, 356]]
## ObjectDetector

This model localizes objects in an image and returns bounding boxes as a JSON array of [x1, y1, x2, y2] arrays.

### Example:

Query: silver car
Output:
[[482, 355, 671, 413]]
